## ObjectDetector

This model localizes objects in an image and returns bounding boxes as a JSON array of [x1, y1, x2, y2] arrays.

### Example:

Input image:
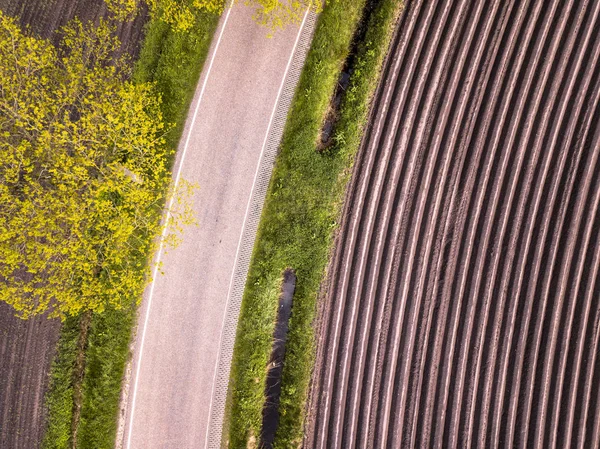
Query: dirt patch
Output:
[[0, 0, 147, 59]]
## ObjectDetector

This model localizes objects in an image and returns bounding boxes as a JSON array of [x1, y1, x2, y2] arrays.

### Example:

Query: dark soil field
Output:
[[0, 0, 146, 57], [0, 304, 60, 448], [0, 2, 147, 447], [306, 0, 600, 447]]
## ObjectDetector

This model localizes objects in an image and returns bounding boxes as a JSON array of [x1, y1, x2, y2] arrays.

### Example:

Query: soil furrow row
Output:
[[306, 0, 600, 447]]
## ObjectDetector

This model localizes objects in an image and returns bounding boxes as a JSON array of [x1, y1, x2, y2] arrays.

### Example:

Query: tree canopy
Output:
[[106, 0, 321, 32], [0, 12, 175, 318]]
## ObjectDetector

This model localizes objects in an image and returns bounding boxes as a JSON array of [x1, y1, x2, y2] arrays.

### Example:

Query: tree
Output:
[[105, 0, 139, 21], [244, 0, 321, 29], [106, 0, 321, 32], [0, 12, 185, 318]]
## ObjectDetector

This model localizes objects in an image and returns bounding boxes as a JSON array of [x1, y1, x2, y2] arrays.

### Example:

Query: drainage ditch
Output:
[[318, 0, 383, 151], [259, 269, 296, 449]]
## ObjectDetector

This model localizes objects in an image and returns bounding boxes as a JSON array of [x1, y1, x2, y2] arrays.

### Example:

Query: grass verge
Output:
[[225, 0, 402, 447], [42, 7, 220, 449], [42, 317, 80, 448]]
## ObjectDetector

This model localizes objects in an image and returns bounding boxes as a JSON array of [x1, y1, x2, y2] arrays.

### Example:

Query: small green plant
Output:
[[42, 317, 80, 449]]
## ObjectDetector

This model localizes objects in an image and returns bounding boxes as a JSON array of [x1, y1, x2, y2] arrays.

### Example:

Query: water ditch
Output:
[[319, 0, 383, 150], [259, 269, 296, 449]]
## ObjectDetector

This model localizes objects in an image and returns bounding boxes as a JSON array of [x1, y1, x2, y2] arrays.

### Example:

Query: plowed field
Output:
[[0, 304, 60, 449], [306, 0, 600, 447], [0, 0, 146, 56]]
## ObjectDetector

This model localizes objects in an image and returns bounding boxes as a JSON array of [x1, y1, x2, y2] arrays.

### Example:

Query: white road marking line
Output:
[[125, 4, 234, 449], [203, 8, 310, 449]]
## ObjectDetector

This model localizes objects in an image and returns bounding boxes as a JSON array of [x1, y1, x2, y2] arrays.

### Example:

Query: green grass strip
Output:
[[42, 8, 220, 449], [75, 308, 134, 449], [42, 317, 80, 448], [226, 0, 402, 447]]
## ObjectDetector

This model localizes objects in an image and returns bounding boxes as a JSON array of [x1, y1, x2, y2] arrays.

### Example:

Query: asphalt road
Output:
[[118, 4, 315, 449]]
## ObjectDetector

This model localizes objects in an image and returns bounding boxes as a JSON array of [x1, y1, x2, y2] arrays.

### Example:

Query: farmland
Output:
[[0, 304, 61, 448], [0, 0, 146, 55], [306, 0, 600, 447]]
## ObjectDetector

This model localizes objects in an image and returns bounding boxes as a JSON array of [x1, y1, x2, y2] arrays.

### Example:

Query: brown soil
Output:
[[0, 0, 147, 58], [0, 2, 148, 448], [306, 0, 600, 447], [0, 303, 61, 449]]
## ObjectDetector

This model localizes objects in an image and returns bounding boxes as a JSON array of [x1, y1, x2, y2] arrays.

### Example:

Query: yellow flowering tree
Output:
[[0, 12, 178, 318], [105, 0, 139, 21], [246, 0, 320, 29], [105, 0, 320, 32]]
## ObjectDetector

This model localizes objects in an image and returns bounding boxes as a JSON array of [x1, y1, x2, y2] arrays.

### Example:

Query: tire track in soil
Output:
[[306, 0, 600, 447]]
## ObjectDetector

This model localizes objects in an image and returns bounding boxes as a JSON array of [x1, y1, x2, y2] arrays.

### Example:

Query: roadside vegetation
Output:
[[39, 4, 220, 448], [225, 0, 402, 447]]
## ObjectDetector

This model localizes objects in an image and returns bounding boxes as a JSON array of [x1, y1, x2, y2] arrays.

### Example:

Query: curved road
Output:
[[306, 0, 600, 448], [118, 4, 315, 448]]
